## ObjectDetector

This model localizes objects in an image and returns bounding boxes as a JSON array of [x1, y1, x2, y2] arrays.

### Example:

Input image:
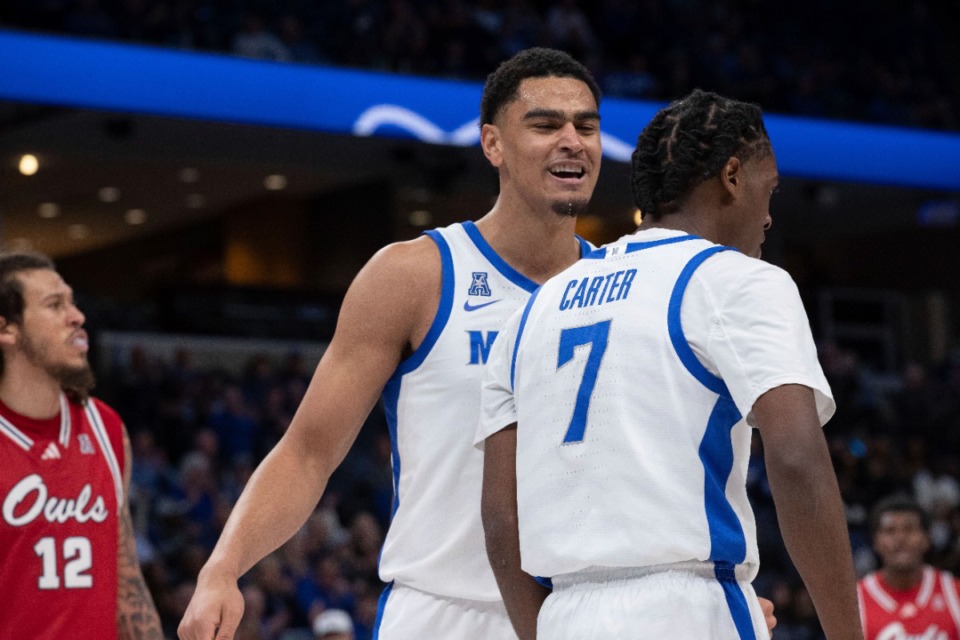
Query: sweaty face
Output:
[[726, 153, 778, 258], [13, 269, 93, 388], [488, 76, 601, 218], [873, 511, 929, 573]]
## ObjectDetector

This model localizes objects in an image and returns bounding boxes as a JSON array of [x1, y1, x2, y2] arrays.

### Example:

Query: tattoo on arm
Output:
[[117, 426, 164, 640]]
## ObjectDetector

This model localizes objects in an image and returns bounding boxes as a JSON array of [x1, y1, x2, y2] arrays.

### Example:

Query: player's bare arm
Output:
[[178, 237, 441, 640], [754, 384, 863, 640], [482, 424, 550, 640], [117, 425, 163, 640]]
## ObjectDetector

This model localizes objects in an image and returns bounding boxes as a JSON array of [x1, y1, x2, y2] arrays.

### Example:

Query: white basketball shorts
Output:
[[538, 567, 768, 640], [374, 582, 519, 640]]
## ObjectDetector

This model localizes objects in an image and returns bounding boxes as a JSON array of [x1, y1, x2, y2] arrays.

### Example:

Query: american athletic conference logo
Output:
[[469, 272, 492, 297]]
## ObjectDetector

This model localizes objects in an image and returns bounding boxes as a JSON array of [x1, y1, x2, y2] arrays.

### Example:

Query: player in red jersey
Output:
[[0, 251, 162, 640], [858, 494, 960, 640]]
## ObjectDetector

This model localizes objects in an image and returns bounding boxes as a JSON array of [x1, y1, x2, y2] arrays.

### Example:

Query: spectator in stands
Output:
[[312, 609, 354, 640]]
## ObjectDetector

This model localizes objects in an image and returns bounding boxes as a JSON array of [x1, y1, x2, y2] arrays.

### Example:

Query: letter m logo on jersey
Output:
[[468, 331, 498, 365], [469, 272, 492, 297]]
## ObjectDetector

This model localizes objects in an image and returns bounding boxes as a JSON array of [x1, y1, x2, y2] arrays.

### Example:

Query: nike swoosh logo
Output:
[[463, 299, 502, 312]]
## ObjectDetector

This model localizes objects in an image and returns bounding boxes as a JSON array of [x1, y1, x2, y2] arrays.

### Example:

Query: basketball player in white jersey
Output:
[[179, 48, 603, 640], [478, 89, 862, 639]]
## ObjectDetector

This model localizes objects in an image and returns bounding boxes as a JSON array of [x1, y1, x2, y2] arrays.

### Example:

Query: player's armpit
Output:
[[116, 425, 163, 640]]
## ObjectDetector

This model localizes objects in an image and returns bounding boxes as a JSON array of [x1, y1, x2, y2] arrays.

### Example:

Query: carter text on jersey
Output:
[[559, 269, 637, 311]]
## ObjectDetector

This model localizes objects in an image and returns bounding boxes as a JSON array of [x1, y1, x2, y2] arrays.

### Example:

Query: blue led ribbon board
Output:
[[1, 30, 958, 191]]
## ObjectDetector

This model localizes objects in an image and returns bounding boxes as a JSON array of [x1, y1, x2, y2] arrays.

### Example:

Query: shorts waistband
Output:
[[550, 561, 751, 590]]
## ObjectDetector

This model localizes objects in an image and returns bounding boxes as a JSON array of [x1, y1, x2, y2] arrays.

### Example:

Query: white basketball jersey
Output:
[[379, 220, 590, 600], [478, 228, 834, 581]]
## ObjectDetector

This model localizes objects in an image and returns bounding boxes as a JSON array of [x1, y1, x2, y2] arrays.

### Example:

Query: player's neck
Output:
[[476, 203, 582, 284], [638, 210, 715, 242], [0, 361, 62, 419], [880, 565, 925, 592]]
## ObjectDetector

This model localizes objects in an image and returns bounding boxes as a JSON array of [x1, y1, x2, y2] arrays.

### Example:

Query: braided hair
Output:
[[631, 89, 771, 220], [480, 47, 601, 126]]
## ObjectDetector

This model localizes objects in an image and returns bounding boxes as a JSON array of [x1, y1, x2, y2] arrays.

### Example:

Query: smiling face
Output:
[[482, 76, 602, 218], [5, 268, 92, 387]]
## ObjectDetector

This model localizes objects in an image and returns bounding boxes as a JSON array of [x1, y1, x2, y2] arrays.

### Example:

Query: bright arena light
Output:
[[18, 154, 39, 176]]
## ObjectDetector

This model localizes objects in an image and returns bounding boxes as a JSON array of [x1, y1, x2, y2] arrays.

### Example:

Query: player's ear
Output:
[[720, 156, 741, 200], [481, 123, 504, 168], [0, 316, 18, 346]]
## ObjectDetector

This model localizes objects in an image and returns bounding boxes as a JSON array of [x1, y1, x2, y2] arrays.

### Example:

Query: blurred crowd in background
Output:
[[1, 0, 958, 132], [94, 338, 960, 639]]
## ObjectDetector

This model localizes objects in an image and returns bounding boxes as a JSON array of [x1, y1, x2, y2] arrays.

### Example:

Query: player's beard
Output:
[[551, 197, 590, 218], [19, 331, 96, 403]]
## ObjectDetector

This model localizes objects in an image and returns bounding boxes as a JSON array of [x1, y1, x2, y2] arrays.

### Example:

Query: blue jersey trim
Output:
[[575, 235, 593, 257], [393, 229, 455, 376], [534, 575, 554, 590], [667, 246, 730, 395], [717, 571, 758, 640], [700, 396, 747, 562], [667, 245, 748, 572], [380, 230, 455, 518], [510, 287, 542, 391], [462, 221, 539, 293], [382, 376, 403, 517], [583, 233, 699, 260], [371, 581, 395, 640], [625, 234, 700, 253]]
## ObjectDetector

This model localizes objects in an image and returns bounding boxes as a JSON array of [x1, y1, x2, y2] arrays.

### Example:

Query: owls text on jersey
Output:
[[378, 220, 591, 602], [0, 395, 125, 640]]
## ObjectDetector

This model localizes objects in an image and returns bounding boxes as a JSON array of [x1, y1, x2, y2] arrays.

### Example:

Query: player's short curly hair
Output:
[[480, 47, 601, 126], [631, 88, 771, 220], [870, 493, 929, 535]]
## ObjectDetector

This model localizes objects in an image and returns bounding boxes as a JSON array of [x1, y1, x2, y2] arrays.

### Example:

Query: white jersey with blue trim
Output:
[[379, 220, 591, 600], [477, 228, 835, 582]]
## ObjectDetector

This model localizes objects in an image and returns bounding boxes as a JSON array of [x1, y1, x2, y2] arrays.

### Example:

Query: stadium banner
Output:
[[2, 30, 958, 191]]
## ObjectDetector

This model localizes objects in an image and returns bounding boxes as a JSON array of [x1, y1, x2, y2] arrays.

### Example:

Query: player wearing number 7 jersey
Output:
[[478, 89, 863, 640], [0, 251, 162, 640]]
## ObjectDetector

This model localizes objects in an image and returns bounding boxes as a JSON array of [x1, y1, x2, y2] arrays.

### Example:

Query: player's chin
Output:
[[550, 197, 590, 218]]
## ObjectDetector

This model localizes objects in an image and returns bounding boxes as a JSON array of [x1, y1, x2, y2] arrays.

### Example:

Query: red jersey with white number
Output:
[[0, 394, 125, 640], [858, 566, 960, 640]]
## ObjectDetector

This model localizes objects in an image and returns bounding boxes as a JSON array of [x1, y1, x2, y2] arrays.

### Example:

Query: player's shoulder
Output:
[[368, 233, 441, 272], [353, 233, 442, 298], [694, 246, 796, 293]]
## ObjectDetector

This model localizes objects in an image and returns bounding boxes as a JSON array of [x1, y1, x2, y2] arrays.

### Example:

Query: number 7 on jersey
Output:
[[557, 320, 611, 443]]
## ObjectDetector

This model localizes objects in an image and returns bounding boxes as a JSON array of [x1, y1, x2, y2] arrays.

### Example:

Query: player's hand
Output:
[[178, 565, 245, 640], [758, 596, 777, 638]]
